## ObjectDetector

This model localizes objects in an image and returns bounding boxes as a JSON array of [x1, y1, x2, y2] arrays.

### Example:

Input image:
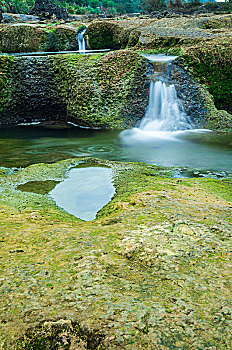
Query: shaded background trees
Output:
[[0, 0, 231, 16]]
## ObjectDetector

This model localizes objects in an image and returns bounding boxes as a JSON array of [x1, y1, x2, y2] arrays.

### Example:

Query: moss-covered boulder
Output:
[[0, 25, 44, 53], [199, 16, 232, 29], [0, 24, 77, 53], [0, 50, 150, 128], [41, 25, 77, 52], [49, 50, 150, 128], [181, 38, 232, 115], [85, 21, 122, 50]]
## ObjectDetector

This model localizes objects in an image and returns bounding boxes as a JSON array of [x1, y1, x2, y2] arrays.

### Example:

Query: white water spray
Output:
[[121, 78, 194, 142], [78, 28, 86, 52], [140, 80, 193, 132]]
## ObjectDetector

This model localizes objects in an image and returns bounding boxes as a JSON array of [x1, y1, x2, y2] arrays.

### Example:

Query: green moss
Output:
[[0, 158, 232, 349], [14, 320, 103, 350], [181, 39, 232, 114], [0, 56, 16, 113], [76, 24, 86, 34], [0, 24, 77, 53], [0, 25, 44, 53], [17, 180, 59, 195], [199, 16, 232, 29], [198, 178, 232, 202], [48, 50, 149, 129], [127, 30, 141, 48], [85, 22, 122, 50], [40, 26, 77, 52], [137, 36, 202, 53]]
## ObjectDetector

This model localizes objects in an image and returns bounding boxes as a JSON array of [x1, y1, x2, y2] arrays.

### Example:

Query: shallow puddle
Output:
[[49, 166, 115, 221]]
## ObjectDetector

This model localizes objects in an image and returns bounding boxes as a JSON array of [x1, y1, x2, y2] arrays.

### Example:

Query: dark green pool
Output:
[[0, 124, 231, 174]]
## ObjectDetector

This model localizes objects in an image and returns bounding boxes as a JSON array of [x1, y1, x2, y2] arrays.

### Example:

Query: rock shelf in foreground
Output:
[[0, 158, 231, 349]]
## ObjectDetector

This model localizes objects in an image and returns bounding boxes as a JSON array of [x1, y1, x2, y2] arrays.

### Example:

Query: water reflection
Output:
[[50, 167, 115, 220]]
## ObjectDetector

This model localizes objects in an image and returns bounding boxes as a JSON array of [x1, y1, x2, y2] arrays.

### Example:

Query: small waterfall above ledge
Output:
[[140, 79, 193, 133], [77, 28, 86, 53], [121, 54, 208, 143]]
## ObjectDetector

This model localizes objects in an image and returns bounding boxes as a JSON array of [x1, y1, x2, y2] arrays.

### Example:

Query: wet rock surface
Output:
[[0, 158, 231, 349], [0, 13, 231, 128], [167, 60, 232, 131]]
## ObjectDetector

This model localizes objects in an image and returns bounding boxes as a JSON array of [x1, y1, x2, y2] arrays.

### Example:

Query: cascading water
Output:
[[121, 59, 196, 142], [140, 80, 193, 133], [77, 28, 86, 52]]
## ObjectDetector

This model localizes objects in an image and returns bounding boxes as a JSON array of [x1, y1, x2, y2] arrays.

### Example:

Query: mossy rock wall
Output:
[[168, 61, 232, 131], [49, 50, 150, 128], [0, 51, 150, 128], [85, 22, 122, 50], [181, 39, 232, 114], [0, 25, 44, 53], [0, 55, 66, 124], [0, 24, 77, 53]]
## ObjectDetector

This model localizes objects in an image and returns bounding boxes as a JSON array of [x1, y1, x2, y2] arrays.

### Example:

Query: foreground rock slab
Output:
[[0, 158, 231, 349]]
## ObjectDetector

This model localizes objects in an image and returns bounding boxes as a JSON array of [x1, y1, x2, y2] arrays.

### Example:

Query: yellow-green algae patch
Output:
[[0, 158, 231, 349]]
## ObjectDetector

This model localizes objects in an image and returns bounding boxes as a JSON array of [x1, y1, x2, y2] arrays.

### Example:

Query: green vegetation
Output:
[[0, 0, 141, 15], [2, 0, 231, 17], [0, 51, 149, 129], [0, 24, 83, 53], [86, 21, 121, 49], [0, 55, 15, 113]]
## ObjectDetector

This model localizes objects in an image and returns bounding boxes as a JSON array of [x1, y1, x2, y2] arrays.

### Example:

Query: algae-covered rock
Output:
[[0, 158, 231, 349], [0, 55, 66, 124], [85, 21, 122, 50], [168, 60, 232, 131], [40, 25, 77, 52], [181, 38, 232, 115], [199, 16, 232, 29], [127, 29, 141, 47], [0, 24, 77, 53], [0, 25, 44, 53], [49, 50, 150, 128]]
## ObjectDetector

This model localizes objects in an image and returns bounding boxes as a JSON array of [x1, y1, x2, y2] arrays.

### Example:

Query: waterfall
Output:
[[140, 80, 193, 132], [121, 76, 194, 142], [77, 28, 86, 52]]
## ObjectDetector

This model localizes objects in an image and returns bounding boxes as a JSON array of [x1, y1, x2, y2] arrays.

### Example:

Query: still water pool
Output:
[[50, 167, 115, 221], [0, 124, 231, 173]]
